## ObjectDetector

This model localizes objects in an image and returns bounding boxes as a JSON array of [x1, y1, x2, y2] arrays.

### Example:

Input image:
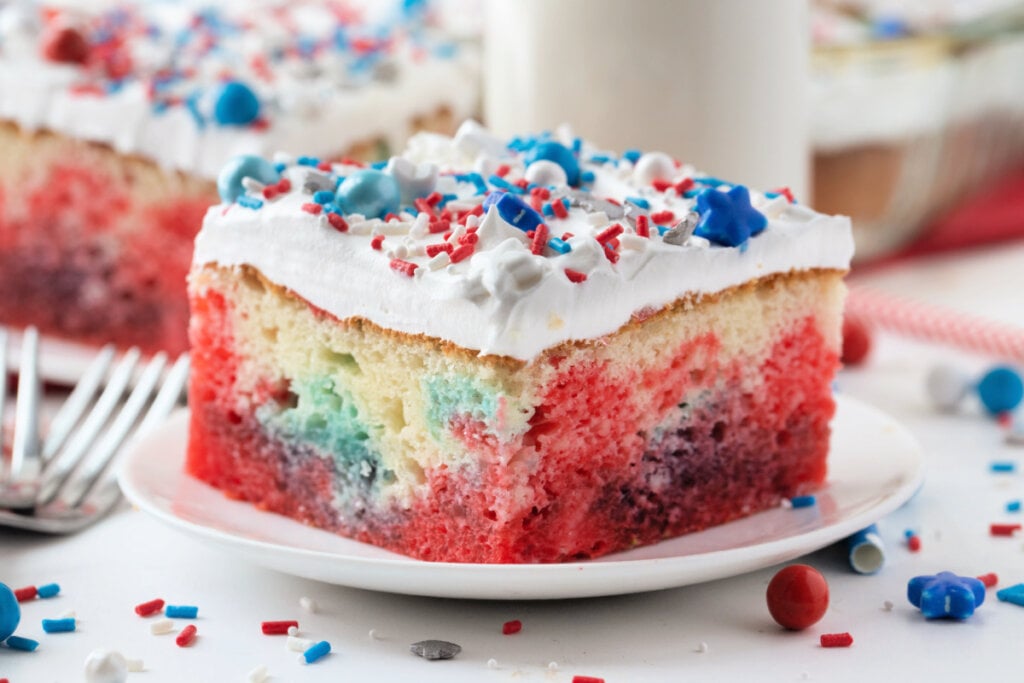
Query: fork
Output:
[[0, 327, 189, 533]]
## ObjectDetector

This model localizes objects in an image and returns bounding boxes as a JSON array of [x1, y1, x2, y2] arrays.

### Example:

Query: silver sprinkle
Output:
[[563, 189, 624, 220], [662, 211, 699, 245], [410, 640, 462, 661], [302, 170, 335, 194], [373, 60, 399, 83]]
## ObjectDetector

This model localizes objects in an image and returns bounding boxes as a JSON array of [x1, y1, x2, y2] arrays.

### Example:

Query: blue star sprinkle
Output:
[[996, 583, 1024, 607], [907, 571, 986, 619], [693, 185, 767, 248]]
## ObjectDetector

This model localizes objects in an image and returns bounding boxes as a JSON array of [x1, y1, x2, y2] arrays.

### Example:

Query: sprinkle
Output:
[[572, 677, 605, 683], [908, 572, 986, 619], [247, 665, 269, 683], [301, 203, 323, 215], [790, 495, 816, 508], [288, 635, 315, 652], [36, 583, 60, 599], [990, 461, 1017, 473], [494, 164, 511, 178], [410, 640, 461, 660], [370, 234, 385, 250], [369, 629, 379, 640], [907, 535, 922, 552], [313, 190, 335, 205], [299, 597, 317, 614], [977, 573, 999, 588], [176, 624, 198, 647], [551, 199, 569, 219], [990, 523, 1021, 537], [4, 635, 39, 651], [151, 619, 175, 635], [301, 640, 331, 664], [1008, 500, 1021, 512], [502, 620, 522, 635], [58, 610, 75, 619], [635, 214, 650, 238], [595, 223, 624, 245], [449, 244, 474, 264], [603, 244, 620, 264], [389, 258, 418, 277], [164, 605, 198, 619], [625, 196, 650, 209], [237, 196, 264, 210], [287, 626, 299, 636], [326, 213, 349, 233], [42, 618, 76, 633], [14, 586, 37, 602], [565, 269, 587, 284], [531, 224, 549, 256], [135, 598, 165, 617], [548, 237, 571, 254], [548, 662, 560, 671], [696, 641, 709, 653], [650, 210, 675, 225], [487, 658, 499, 669], [882, 600, 894, 611], [262, 620, 299, 635], [996, 584, 1024, 606], [820, 633, 853, 648]]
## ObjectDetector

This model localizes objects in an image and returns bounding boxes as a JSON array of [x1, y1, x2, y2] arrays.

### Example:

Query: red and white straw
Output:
[[846, 285, 1024, 362]]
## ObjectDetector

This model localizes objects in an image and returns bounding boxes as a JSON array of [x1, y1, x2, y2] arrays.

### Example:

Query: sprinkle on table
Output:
[[261, 620, 299, 635], [301, 640, 331, 664], [820, 632, 854, 648], [502, 619, 522, 635], [135, 598, 165, 617], [789, 495, 816, 509], [990, 523, 1022, 537], [996, 584, 1024, 607], [977, 573, 999, 588], [176, 624, 198, 647], [165, 605, 198, 619], [410, 639, 461, 660], [14, 586, 38, 602], [907, 572, 986, 619], [42, 617, 76, 633], [36, 583, 60, 599]]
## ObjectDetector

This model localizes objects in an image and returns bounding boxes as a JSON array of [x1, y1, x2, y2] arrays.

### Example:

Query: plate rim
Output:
[[118, 394, 926, 598]]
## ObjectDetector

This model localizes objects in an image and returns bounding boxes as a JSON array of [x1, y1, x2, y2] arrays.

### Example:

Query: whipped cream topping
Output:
[[193, 122, 854, 361], [0, 1, 477, 180]]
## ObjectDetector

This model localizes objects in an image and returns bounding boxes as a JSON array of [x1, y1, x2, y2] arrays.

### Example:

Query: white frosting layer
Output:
[[194, 125, 854, 361], [0, 2, 478, 180]]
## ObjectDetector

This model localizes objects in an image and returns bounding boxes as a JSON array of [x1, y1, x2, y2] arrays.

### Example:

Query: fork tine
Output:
[[136, 353, 190, 435], [59, 352, 168, 509], [36, 348, 141, 505], [41, 344, 117, 464], [10, 327, 42, 483]]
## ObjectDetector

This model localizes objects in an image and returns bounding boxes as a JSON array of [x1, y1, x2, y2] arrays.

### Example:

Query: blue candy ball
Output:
[[0, 582, 21, 642], [335, 170, 401, 219], [977, 366, 1024, 415], [525, 141, 580, 186], [217, 155, 280, 203], [213, 81, 261, 126]]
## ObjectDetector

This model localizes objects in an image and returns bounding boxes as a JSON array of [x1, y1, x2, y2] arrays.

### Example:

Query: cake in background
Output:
[[186, 122, 853, 563], [811, 0, 1024, 261], [0, 0, 478, 355]]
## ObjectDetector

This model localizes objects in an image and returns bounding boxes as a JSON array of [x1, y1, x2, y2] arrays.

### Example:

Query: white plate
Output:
[[118, 395, 925, 600]]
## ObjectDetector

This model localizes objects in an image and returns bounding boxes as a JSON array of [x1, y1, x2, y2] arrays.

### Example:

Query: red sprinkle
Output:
[[414, 198, 436, 216], [603, 244, 620, 264], [458, 232, 479, 246], [327, 213, 348, 232], [674, 177, 695, 194], [494, 164, 511, 178], [502, 619, 522, 635], [551, 200, 569, 219], [595, 223, 624, 245], [261, 620, 299, 635], [134, 598, 165, 617], [635, 214, 650, 238], [515, 179, 530, 190], [907, 535, 922, 552], [977, 573, 999, 588], [426, 243, 453, 257], [651, 178, 673, 192], [301, 203, 322, 215], [990, 523, 1021, 537], [820, 632, 854, 648], [565, 268, 587, 283], [531, 223, 549, 256], [429, 220, 450, 234], [390, 259, 418, 277], [426, 191, 443, 206], [14, 586, 37, 602], [370, 234, 385, 250], [41, 26, 90, 64], [561, 232, 574, 240], [772, 186, 796, 203], [997, 412, 1013, 429], [176, 624, 198, 647], [384, 212, 401, 222], [449, 244, 474, 263], [277, 178, 291, 193], [530, 187, 551, 200], [316, 161, 333, 172], [572, 677, 605, 683], [650, 210, 675, 225], [262, 185, 278, 200]]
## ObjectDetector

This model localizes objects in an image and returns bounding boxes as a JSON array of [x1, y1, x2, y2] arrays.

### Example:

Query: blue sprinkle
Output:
[[548, 238, 571, 254], [274, 162, 287, 173], [525, 141, 580, 186], [589, 154, 614, 165], [236, 196, 264, 210], [36, 583, 59, 599], [454, 172, 488, 195], [695, 176, 727, 187], [297, 156, 320, 167], [371, 160, 388, 170], [991, 461, 1017, 473], [165, 605, 199, 619], [997, 584, 1024, 607], [440, 193, 458, 207], [657, 226, 670, 236], [494, 193, 543, 233], [580, 170, 595, 184], [571, 137, 583, 154], [790, 495, 816, 509], [1008, 500, 1022, 512], [904, 528, 916, 539], [693, 185, 767, 247], [977, 366, 1024, 415], [488, 175, 516, 192], [683, 188, 703, 199], [42, 618, 75, 633], [625, 196, 650, 209], [5, 635, 39, 651], [313, 190, 335, 205], [212, 81, 260, 126], [542, 203, 554, 217], [303, 640, 331, 664], [218, 155, 280, 203], [908, 572, 986, 619], [623, 149, 642, 163]]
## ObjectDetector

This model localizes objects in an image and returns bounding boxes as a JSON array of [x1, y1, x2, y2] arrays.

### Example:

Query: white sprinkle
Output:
[[241, 177, 266, 193], [287, 635, 315, 652], [619, 234, 648, 251], [410, 213, 431, 238], [377, 220, 412, 236], [287, 625, 299, 636], [447, 222, 467, 243], [684, 235, 711, 248], [586, 211, 609, 227], [298, 596, 317, 614], [348, 220, 374, 235], [399, 211, 416, 222], [150, 618, 174, 635], [487, 658, 499, 669], [465, 214, 481, 230], [125, 659, 144, 673], [427, 252, 451, 271], [696, 641, 709, 654], [385, 243, 409, 259], [368, 628, 379, 640], [883, 600, 894, 611], [247, 664, 268, 683], [59, 609, 76, 619], [547, 661, 559, 671]]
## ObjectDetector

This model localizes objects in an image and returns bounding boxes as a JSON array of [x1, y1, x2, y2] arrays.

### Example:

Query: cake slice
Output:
[[0, 1, 477, 354], [186, 124, 854, 563]]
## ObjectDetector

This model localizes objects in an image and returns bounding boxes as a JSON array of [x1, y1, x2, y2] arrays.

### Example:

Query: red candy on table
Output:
[[41, 25, 91, 64], [766, 564, 830, 630], [841, 317, 872, 366]]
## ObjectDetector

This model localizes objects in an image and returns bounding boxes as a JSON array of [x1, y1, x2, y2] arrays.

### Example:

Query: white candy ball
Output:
[[925, 364, 972, 411], [632, 152, 676, 186], [524, 160, 568, 187], [84, 649, 128, 683]]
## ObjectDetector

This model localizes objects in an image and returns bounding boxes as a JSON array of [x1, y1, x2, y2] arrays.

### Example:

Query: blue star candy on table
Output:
[[693, 185, 768, 248], [907, 571, 986, 619]]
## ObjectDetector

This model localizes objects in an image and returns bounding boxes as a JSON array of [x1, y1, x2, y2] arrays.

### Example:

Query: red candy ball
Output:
[[41, 25, 91, 65], [841, 317, 872, 366], [766, 564, 830, 630]]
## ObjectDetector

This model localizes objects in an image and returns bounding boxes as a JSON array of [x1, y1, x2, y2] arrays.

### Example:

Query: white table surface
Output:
[[4, 242, 1024, 683]]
